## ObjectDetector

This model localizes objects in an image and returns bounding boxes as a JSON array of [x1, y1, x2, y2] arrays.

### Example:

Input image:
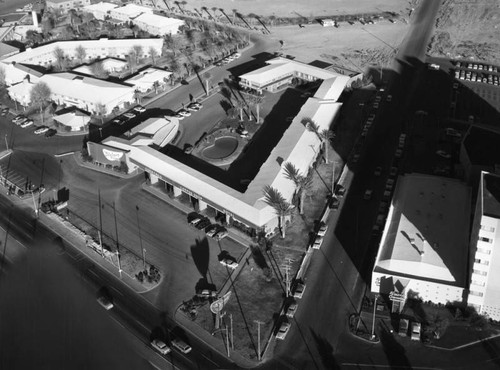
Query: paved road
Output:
[[260, 0, 445, 369]]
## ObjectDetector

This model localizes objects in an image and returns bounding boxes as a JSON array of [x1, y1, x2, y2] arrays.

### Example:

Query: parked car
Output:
[[205, 224, 219, 237], [395, 149, 403, 158], [276, 322, 291, 340], [286, 302, 298, 318], [1, 107, 9, 116], [187, 104, 200, 112], [329, 197, 340, 210], [293, 282, 306, 299], [123, 112, 136, 119], [133, 105, 146, 113], [445, 128, 462, 138], [220, 258, 238, 269], [399, 319, 409, 336], [312, 235, 323, 250], [233, 53, 241, 58], [363, 190, 373, 200], [171, 338, 192, 354], [189, 217, 203, 226], [12, 115, 25, 124], [390, 167, 398, 177], [151, 339, 171, 355], [112, 117, 124, 125], [195, 218, 211, 230], [196, 289, 217, 298], [177, 109, 191, 117], [215, 229, 228, 240], [317, 222, 328, 236], [20, 119, 34, 128], [352, 154, 360, 163], [45, 128, 57, 138], [96, 295, 113, 310], [34, 126, 49, 135], [386, 95, 392, 102], [411, 322, 421, 341], [374, 166, 382, 176], [335, 185, 346, 197], [436, 150, 451, 159]]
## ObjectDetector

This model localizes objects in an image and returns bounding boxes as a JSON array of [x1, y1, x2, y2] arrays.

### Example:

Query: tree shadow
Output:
[[190, 237, 210, 279], [250, 244, 268, 269], [309, 328, 341, 370], [379, 326, 413, 369]]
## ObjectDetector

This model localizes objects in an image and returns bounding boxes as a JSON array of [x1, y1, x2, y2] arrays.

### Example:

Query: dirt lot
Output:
[[429, 0, 500, 63]]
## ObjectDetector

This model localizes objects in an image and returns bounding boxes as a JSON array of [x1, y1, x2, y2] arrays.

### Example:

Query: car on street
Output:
[[151, 339, 171, 355], [187, 104, 200, 112], [195, 218, 211, 230], [123, 112, 136, 119], [1, 107, 9, 116], [220, 258, 238, 269], [390, 166, 398, 177], [276, 322, 291, 340], [133, 105, 146, 113], [445, 128, 462, 138], [363, 190, 373, 200], [215, 229, 228, 240], [293, 282, 306, 299], [352, 154, 360, 163], [175, 112, 185, 120], [411, 322, 421, 341], [45, 128, 57, 138], [12, 115, 26, 124], [189, 217, 203, 226], [96, 295, 114, 310], [233, 53, 241, 59], [386, 95, 392, 102], [184, 144, 193, 154], [171, 338, 192, 354], [395, 149, 403, 158], [112, 117, 125, 125], [313, 235, 323, 250], [196, 289, 217, 298], [34, 126, 49, 135], [436, 150, 451, 159], [399, 319, 409, 337], [329, 196, 340, 210], [177, 109, 191, 117], [335, 185, 346, 197], [385, 179, 394, 190], [20, 119, 34, 128], [374, 166, 382, 176], [205, 224, 219, 237], [373, 102, 379, 109], [317, 222, 328, 236], [286, 302, 298, 318]]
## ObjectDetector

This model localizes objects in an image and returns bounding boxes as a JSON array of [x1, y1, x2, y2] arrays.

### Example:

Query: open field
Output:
[[429, 0, 500, 63], [179, 0, 410, 18]]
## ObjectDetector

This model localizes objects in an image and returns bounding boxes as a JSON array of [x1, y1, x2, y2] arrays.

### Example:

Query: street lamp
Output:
[[98, 127, 103, 139], [371, 295, 379, 339], [115, 250, 122, 278], [211, 326, 230, 357]]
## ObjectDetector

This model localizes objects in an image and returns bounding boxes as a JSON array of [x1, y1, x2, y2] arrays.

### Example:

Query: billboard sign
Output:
[[103, 148, 124, 161]]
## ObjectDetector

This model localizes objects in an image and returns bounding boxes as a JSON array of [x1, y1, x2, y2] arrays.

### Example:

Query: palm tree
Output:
[[219, 8, 232, 24], [149, 46, 159, 65], [301, 117, 335, 164], [283, 162, 312, 214], [203, 71, 211, 96], [262, 185, 294, 238], [246, 93, 264, 123]]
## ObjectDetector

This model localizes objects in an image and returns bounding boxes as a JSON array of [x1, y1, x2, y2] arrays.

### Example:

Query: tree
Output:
[[149, 46, 159, 65], [53, 46, 66, 71], [95, 102, 107, 123], [75, 45, 87, 64], [245, 93, 264, 123], [301, 117, 335, 164], [134, 89, 142, 104], [132, 45, 143, 64], [283, 162, 312, 214], [30, 82, 51, 124], [90, 61, 109, 79], [262, 185, 293, 238], [126, 52, 137, 73], [234, 99, 245, 121], [203, 71, 211, 96]]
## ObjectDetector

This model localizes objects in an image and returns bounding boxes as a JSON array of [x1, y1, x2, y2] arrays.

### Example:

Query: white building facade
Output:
[[47, 0, 91, 10], [81, 2, 118, 20]]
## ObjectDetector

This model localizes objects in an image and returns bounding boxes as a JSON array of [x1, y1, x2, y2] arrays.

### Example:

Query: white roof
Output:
[[54, 110, 91, 128], [127, 116, 179, 147], [125, 67, 172, 86], [82, 2, 117, 13], [72, 58, 127, 76], [40, 73, 133, 105], [111, 4, 152, 18], [240, 57, 343, 87], [374, 174, 470, 286], [314, 76, 351, 100], [7, 80, 34, 96], [134, 13, 184, 28]]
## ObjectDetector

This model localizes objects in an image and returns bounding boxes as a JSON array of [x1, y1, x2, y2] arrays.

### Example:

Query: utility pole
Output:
[[4, 134, 8, 150], [225, 325, 230, 357], [136, 205, 145, 269], [371, 295, 378, 339], [331, 160, 336, 195], [254, 320, 263, 361], [230, 313, 234, 350], [281, 258, 294, 297], [98, 188, 104, 257]]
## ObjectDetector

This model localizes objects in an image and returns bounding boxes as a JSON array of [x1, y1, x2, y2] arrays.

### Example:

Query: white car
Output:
[[12, 115, 26, 124], [189, 217, 203, 226], [34, 126, 49, 135], [96, 295, 113, 310], [233, 53, 241, 58], [123, 112, 136, 119], [205, 225, 219, 238], [151, 339, 171, 355], [293, 283, 306, 299], [133, 105, 146, 113], [317, 223, 328, 236], [313, 235, 323, 250], [20, 119, 34, 128], [276, 322, 291, 340], [220, 258, 238, 269], [411, 322, 421, 341], [177, 109, 191, 117], [215, 229, 228, 240], [286, 302, 298, 318], [171, 338, 192, 354]]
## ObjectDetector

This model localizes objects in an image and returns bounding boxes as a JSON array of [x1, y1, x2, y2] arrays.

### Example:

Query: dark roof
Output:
[[464, 126, 500, 167], [14, 63, 45, 77], [0, 42, 19, 58], [483, 173, 500, 218]]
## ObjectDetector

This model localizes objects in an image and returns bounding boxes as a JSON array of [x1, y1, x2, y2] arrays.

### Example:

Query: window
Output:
[[473, 269, 488, 276], [470, 291, 484, 297], [477, 247, 491, 255], [471, 280, 486, 287], [479, 236, 493, 243], [480, 225, 495, 232]]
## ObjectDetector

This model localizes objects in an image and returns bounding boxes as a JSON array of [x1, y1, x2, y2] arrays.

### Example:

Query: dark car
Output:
[[196, 218, 211, 230], [45, 128, 57, 138]]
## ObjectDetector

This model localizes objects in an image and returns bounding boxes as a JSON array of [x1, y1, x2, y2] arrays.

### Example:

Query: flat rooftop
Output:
[[375, 173, 470, 286], [483, 172, 500, 219]]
